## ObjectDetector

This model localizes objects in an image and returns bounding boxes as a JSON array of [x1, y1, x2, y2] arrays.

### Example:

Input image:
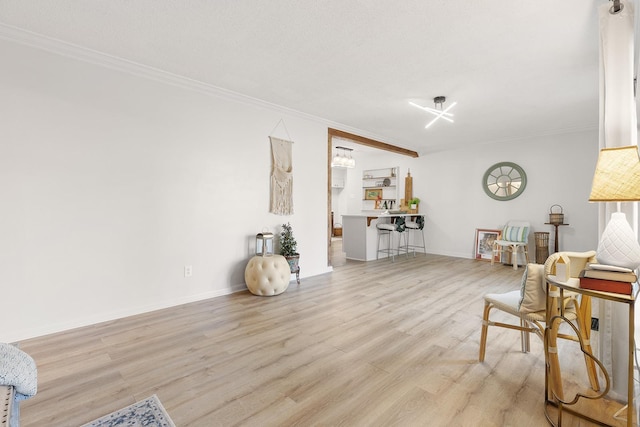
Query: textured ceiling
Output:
[[0, 1, 609, 155]]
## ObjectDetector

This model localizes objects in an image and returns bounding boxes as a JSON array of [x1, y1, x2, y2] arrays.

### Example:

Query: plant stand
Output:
[[285, 255, 301, 284], [293, 266, 300, 284]]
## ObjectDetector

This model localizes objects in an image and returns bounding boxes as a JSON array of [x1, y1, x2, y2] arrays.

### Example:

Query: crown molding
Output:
[[0, 23, 423, 151], [0, 23, 306, 112]]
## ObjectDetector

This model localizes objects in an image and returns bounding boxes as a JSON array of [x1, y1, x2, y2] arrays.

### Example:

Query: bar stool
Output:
[[404, 215, 426, 256], [376, 217, 406, 261]]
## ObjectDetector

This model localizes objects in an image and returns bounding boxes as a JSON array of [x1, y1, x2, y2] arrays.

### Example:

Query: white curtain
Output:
[[597, 0, 638, 399]]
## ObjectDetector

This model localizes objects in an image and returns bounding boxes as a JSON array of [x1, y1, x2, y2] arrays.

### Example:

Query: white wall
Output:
[[1, 35, 600, 343], [0, 38, 332, 342], [341, 131, 600, 259], [415, 132, 600, 258]]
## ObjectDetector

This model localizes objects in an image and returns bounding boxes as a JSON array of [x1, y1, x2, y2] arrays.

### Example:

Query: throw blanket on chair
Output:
[[0, 342, 37, 426]]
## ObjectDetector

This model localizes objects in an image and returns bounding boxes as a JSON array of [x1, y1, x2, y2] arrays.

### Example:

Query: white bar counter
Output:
[[342, 213, 418, 261]]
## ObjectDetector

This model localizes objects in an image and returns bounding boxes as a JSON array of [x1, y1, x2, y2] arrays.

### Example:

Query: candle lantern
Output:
[[256, 232, 274, 256]]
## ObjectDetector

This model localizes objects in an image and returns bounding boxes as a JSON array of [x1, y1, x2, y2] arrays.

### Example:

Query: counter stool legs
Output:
[[397, 229, 409, 259], [376, 224, 397, 261], [405, 216, 426, 256], [377, 218, 407, 262]]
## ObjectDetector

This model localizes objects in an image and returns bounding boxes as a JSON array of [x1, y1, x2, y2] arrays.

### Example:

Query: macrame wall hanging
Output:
[[269, 119, 294, 215]]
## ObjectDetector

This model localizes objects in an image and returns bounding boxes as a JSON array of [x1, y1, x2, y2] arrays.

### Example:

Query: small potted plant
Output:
[[409, 197, 420, 210], [280, 222, 300, 282]]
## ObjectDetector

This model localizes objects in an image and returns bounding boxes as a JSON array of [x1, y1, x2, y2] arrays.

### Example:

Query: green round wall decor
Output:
[[482, 162, 527, 201]]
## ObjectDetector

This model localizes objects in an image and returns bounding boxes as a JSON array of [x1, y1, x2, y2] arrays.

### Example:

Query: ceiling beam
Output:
[[328, 128, 419, 158]]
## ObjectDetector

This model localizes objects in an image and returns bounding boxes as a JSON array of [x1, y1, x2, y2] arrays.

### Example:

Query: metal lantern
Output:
[[256, 232, 274, 257]]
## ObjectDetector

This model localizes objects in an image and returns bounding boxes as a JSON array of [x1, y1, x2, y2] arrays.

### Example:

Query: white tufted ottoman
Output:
[[244, 255, 291, 296]]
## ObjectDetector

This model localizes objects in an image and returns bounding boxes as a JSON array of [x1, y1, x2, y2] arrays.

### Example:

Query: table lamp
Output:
[[589, 145, 640, 269]]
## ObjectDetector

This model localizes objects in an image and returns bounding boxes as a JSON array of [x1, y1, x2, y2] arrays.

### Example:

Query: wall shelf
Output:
[[362, 167, 399, 211]]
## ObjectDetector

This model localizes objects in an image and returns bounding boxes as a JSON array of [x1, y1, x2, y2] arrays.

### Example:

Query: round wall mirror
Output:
[[482, 162, 527, 201]]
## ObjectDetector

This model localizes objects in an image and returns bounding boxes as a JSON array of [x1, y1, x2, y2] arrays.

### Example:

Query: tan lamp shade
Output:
[[589, 145, 640, 202]]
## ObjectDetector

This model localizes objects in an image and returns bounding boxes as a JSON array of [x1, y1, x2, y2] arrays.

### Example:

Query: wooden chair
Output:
[[491, 220, 530, 270], [479, 251, 600, 394]]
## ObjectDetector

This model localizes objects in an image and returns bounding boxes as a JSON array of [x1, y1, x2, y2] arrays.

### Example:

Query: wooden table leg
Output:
[[545, 285, 564, 403], [546, 314, 564, 402], [577, 296, 599, 391]]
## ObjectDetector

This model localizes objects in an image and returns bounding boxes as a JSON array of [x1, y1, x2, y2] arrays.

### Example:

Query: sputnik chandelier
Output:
[[409, 96, 457, 129]]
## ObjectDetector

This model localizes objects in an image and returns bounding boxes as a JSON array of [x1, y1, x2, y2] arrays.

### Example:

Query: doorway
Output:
[[326, 128, 418, 267]]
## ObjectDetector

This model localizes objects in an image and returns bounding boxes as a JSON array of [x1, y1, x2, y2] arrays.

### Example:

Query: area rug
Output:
[[81, 394, 176, 427]]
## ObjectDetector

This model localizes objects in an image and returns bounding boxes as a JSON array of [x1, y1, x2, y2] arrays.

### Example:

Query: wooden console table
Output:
[[544, 275, 636, 426]]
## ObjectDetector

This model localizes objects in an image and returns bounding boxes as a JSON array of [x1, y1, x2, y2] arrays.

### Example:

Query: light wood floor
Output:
[[18, 249, 629, 426]]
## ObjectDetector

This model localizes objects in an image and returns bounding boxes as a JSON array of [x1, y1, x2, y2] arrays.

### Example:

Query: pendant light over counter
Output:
[[331, 146, 355, 168]]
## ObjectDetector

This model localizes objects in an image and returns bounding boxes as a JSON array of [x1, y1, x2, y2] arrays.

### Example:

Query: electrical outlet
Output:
[[591, 317, 599, 331], [184, 265, 193, 277]]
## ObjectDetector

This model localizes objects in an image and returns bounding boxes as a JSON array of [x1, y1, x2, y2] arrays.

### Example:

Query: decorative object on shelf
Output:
[[364, 188, 383, 200], [255, 231, 274, 257], [553, 254, 570, 282], [362, 167, 399, 211], [482, 162, 527, 201], [409, 197, 420, 210], [279, 222, 301, 284], [405, 170, 413, 203], [269, 136, 294, 216], [409, 96, 457, 129], [578, 270, 634, 295], [589, 145, 640, 269], [582, 263, 637, 282], [331, 146, 355, 168]]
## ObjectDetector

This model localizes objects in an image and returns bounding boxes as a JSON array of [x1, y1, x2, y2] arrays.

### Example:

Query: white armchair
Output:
[[491, 220, 530, 270]]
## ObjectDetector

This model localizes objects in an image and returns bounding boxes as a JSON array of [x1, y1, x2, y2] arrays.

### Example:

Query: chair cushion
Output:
[[484, 289, 572, 323], [518, 263, 546, 313], [502, 225, 529, 243], [405, 216, 424, 230], [485, 290, 521, 315], [376, 223, 395, 231]]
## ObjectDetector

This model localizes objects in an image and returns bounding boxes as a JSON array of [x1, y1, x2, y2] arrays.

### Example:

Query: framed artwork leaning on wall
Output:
[[475, 228, 502, 261]]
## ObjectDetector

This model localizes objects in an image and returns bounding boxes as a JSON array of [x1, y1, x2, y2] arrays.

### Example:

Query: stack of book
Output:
[[579, 264, 638, 295]]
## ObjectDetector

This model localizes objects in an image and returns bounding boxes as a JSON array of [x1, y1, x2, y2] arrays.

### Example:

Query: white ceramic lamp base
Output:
[[596, 212, 640, 270]]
